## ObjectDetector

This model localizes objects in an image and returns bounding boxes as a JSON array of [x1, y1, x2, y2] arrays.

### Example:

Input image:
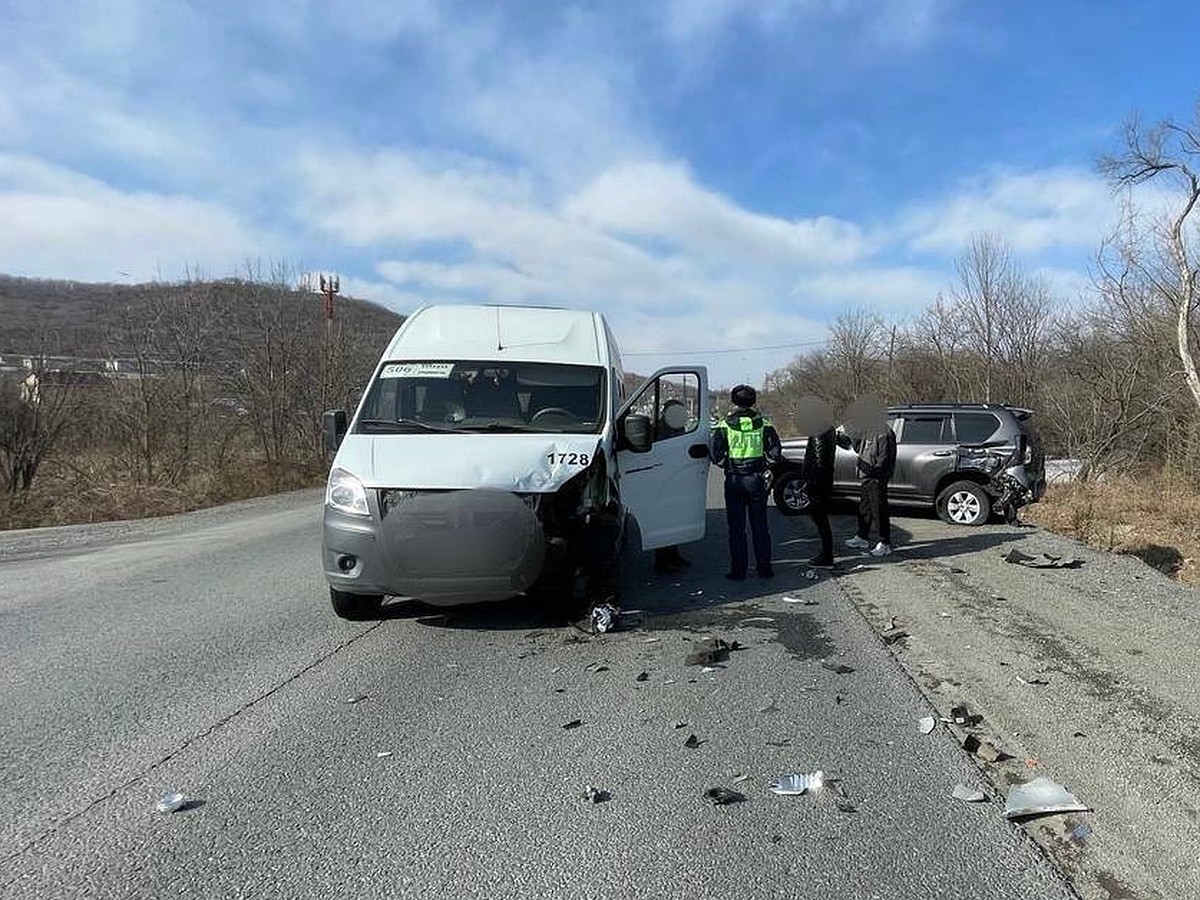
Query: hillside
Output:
[[0, 273, 404, 363]]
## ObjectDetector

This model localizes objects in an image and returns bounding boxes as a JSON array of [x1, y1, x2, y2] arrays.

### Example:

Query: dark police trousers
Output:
[[724, 470, 772, 576]]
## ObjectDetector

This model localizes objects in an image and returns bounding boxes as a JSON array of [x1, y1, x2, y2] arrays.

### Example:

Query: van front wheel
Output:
[[936, 481, 991, 526], [330, 588, 385, 621]]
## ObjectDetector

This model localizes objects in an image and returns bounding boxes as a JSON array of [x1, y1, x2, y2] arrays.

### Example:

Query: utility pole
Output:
[[319, 273, 339, 327], [312, 273, 340, 450]]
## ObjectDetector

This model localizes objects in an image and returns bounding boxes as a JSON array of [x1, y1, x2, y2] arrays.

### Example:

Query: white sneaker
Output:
[[845, 536, 870, 550], [869, 542, 892, 557]]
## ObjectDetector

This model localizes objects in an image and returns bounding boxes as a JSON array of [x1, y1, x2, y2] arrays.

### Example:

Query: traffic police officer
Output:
[[711, 385, 782, 580]]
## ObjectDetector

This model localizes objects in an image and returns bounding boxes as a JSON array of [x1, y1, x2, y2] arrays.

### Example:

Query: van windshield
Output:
[[355, 361, 607, 435]]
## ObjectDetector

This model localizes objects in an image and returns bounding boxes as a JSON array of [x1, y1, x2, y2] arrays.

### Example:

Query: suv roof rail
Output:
[[887, 402, 1032, 416]]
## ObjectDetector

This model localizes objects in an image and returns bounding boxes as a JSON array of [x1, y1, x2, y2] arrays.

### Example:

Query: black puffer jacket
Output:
[[854, 429, 897, 481], [804, 428, 836, 498]]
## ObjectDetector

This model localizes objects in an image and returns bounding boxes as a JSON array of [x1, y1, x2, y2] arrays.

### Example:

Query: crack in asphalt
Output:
[[0, 621, 384, 876]]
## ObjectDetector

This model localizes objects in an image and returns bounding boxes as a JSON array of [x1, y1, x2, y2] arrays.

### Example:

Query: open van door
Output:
[[615, 367, 710, 551]]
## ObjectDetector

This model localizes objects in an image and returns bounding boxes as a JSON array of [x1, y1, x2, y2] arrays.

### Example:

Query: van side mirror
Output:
[[622, 413, 653, 452], [323, 409, 347, 453]]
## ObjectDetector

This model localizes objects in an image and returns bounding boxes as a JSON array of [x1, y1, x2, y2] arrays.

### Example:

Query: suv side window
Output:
[[954, 412, 1001, 444], [899, 415, 950, 443]]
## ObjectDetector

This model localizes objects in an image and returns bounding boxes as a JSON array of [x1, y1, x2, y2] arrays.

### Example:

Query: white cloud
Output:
[[294, 145, 847, 386], [295, 148, 722, 312], [564, 161, 866, 266], [0, 154, 271, 282], [899, 167, 1118, 255], [790, 266, 947, 313], [661, 0, 949, 49]]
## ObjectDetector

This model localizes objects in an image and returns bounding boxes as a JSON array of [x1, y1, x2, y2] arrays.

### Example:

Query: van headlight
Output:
[[327, 468, 370, 516]]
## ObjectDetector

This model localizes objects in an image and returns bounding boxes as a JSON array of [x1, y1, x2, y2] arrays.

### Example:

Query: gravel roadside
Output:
[[833, 516, 1200, 900]]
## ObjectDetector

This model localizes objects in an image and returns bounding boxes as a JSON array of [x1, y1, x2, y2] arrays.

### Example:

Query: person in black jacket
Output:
[[711, 385, 782, 580], [837, 401, 897, 557], [797, 396, 836, 568]]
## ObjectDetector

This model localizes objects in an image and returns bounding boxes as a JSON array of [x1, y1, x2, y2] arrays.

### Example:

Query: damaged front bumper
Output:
[[323, 487, 547, 605], [323, 479, 619, 606]]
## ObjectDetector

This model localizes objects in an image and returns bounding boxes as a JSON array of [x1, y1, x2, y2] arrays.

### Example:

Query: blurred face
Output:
[[795, 395, 833, 435], [842, 394, 888, 439], [662, 402, 688, 430]]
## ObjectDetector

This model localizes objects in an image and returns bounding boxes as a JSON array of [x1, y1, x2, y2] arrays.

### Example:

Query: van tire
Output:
[[330, 588, 385, 620], [936, 481, 991, 526], [772, 471, 811, 516]]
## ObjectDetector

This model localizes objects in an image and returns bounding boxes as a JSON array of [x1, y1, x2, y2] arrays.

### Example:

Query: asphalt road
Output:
[[0, 480, 1085, 900]]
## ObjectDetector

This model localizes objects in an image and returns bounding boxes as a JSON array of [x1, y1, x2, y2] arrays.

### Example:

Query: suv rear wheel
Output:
[[936, 481, 991, 526], [772, 471, 811, 516]]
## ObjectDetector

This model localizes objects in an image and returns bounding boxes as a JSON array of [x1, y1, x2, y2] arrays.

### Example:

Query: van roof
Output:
[[385, 305, 608, 366]]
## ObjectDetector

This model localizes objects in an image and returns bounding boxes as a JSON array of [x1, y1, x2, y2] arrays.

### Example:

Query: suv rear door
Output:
[[892, 412, 955, 500]]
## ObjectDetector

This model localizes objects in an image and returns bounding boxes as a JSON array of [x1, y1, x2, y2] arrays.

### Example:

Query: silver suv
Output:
[[773, 403, 1046, 526]]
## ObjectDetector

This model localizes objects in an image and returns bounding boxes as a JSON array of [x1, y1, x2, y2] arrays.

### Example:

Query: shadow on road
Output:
[[368, 504, 1037, 631]]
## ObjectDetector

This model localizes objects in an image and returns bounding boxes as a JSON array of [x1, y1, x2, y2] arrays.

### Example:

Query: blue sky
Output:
[[2, 0, 1198, 387]]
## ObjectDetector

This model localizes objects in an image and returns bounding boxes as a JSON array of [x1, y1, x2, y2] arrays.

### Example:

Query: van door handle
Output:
[[932, 450, 954, 457], [688, 443, 710, 459]]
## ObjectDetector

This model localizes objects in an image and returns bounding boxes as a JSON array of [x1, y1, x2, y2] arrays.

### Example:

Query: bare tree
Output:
[[1100, 103, 1200, 418], [0, 364, 81, 492]]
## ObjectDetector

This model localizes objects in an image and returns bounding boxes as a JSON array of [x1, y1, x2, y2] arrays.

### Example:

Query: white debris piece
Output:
[[953, 784, 987, 803], [156, 792, 187, 814], [1004, 777, 1089, 818], [768, 771, 825, 796]]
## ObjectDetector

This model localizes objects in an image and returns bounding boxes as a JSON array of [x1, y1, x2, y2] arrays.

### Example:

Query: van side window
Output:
[[626, 372, 700, 442], [899, 415, 950, 444]]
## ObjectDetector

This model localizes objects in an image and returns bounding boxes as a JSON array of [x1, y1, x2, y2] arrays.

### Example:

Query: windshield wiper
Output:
[[457, 422, 547, 433], [358, 418, 461, 433]]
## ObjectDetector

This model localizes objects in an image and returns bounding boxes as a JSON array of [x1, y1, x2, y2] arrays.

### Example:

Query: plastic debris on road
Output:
[[635, 671, 650, 682], [769, 771, 824, 796], [562, 719, 584, 730], [917, 716, 936, 734], [731, 774, 751, 785], [830, 780, 857, 813], [1016, 675, 1050, 686], [582, 785, 611, 803], [155, 792, 187, 814], [782, 595, 818, 604], [822, 660, 856, 675], [590, 603, 620, 633], [376, 750, 393, 758], [961, 733, 1007, 763], [585, 662, 610, 673], [800, 570, 821, 581], [1002, 549, 1085, 569], [684, 733, 705, 749], [1004, 776, 1090, 819], [952, 784, 987, 803], [949, 704, 981, 726], [345, 694, 370, 704], [705, 787, 747, 806]]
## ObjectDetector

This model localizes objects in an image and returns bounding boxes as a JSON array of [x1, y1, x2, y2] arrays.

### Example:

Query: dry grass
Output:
[[1025, 471, 1200, 586], [0, 454, 326, 530]]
